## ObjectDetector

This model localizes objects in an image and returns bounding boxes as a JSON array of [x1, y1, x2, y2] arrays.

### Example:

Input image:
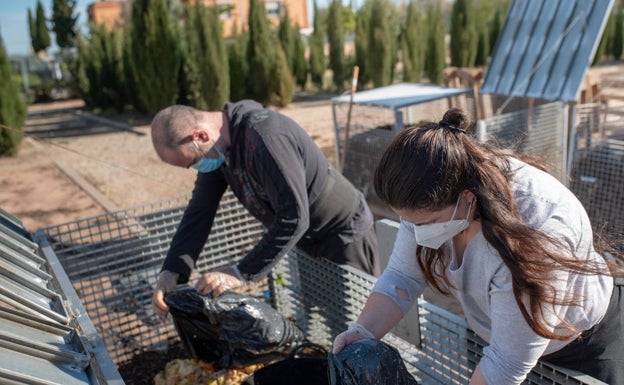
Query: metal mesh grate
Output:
[[40, 190, 264, 364], [483, 100, 567, 181], [570, 103, 624, 256]]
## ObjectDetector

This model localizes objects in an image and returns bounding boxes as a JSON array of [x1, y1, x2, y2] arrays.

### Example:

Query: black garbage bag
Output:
[[242, 343, 329, 385], [328, 339, 419, 385], [165, 287, 306, 368]]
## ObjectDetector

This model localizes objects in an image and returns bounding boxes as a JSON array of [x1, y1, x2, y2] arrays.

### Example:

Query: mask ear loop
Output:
[[449, 196, 462, 221], [191, 140, 207, 163], [211, 138, 225, 158], [464, 199, 475, 221]]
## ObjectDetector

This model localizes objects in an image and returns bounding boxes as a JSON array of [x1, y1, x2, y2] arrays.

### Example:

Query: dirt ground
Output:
[[0, 96, 338, 233]]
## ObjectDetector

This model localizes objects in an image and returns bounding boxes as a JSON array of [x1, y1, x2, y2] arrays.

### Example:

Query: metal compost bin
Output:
[[35, 192, 605, 385], [0, 209, 123, 385]]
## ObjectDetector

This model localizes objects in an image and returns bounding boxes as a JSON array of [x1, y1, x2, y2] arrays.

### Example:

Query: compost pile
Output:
[[117, 343, 189, 385], [144, 288, 308, 385], [153, 358, 267, 385]]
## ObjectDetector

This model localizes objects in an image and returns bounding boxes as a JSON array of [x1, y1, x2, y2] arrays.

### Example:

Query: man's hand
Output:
[[195, 265, 245, 298], [152, 270, 179, 321]]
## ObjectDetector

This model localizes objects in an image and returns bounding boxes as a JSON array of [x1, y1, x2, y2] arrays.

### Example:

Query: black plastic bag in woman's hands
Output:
[[328, 339, 419, 385], [165, 286, 306, 368], [242, 343, 329, 385]]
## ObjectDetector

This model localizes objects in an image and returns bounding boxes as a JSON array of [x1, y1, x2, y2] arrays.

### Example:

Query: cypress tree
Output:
[[75, 25, 117, 111], [354, 2, 370, 89], [308, 1, 325, 89], [103, 28, 127, 111], [613, 10, 623, 60], [227, 29, 249, 102], [424, 1, 445, 84], [400, 1, 425, 83], [52, 0, 77, 49], [75, 34, 93, 106], [292, 25, 308, 89], [593, 10, 614, 65], [270, 44, 295, 107], [279, 9, 296, 75], [126, 0, 182, 114], [176, 23, 193, 106], [474, 2, 490, 67], [34, 1, 51, 54], [0, 33, 27, 156], [247, 0, 275, 104], [489, 4, 505, 53], [450, 0, 478, 68], [368, 0, 395, 87], [185, 2, 229, 110], [605, 9, 617, 59], [327, 0, 345, 91], [28, 9, 37, 53]]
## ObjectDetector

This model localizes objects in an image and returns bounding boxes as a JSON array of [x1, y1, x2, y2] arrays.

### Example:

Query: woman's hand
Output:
[[332, 323, 376, 354]]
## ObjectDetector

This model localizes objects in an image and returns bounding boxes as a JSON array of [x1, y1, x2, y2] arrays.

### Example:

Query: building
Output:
[[87, 0, 309, 37], [87, 0, 130, 30]]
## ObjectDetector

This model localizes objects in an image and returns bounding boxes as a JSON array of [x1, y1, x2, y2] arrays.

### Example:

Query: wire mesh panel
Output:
[[416, 301, 481, 383], [570, 139, 624, 253], [483, 100, 567, 181], [39, 190, 264, 365]]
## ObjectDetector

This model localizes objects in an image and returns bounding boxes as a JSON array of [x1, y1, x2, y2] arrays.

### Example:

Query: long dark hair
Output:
[[374, 107, 619, 340]]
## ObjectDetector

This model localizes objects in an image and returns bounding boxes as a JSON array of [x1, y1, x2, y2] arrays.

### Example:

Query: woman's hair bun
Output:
[[441, 107, 471, 131]]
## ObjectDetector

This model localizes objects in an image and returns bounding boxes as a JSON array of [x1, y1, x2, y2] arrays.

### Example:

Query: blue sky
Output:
[[0, 0, 92, 56]]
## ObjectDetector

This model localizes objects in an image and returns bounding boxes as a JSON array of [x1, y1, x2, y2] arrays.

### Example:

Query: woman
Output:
[[332, 107, 624, 384]]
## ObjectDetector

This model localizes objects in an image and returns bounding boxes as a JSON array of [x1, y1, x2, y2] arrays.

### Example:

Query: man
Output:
[[151, 100, 380, 321]]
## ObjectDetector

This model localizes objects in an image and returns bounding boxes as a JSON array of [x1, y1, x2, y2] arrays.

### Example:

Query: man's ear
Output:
[[191, 127, 209, 143]]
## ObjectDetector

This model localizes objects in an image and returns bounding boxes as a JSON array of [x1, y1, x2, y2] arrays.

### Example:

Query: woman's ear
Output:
[[463, 190, 476, 205]]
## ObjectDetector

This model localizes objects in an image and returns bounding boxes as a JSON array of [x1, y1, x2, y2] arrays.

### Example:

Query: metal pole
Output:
[[340, 66, 359, 173]]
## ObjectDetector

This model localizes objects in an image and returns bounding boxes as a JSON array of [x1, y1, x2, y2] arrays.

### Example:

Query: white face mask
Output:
[[412, 197, 473, 249]]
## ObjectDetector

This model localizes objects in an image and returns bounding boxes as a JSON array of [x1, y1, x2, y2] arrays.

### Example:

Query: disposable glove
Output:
[[152, 270, 180, 321], [332, 322, 376, 354], [195, 265, 245, 298]]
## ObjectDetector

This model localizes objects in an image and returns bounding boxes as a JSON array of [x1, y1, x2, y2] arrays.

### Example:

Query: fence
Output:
[[482, 100, 568, 182], [570, 102, 624, 255]]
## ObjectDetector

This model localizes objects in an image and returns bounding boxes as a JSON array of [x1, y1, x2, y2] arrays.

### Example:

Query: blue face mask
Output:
[[192, 141, 225, 173]]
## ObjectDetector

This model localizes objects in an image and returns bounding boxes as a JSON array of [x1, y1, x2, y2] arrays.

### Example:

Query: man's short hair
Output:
[[152, 105, 198, 151]]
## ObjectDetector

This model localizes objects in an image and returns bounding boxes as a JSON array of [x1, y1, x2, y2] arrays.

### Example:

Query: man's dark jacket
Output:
[[161, 100, 373, 282]]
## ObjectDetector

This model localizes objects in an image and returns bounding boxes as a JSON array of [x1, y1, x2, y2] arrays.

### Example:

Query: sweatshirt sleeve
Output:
[[372, 217, 428, 314], [236, 127, 312, 281], [161, 170, 228, 283]]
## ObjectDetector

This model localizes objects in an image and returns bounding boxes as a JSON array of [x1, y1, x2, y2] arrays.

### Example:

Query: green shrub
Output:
[[0, 34, 27, 156]]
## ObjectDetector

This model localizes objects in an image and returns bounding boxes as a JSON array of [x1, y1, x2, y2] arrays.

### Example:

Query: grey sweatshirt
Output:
[[373, 157, 613, 384]]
